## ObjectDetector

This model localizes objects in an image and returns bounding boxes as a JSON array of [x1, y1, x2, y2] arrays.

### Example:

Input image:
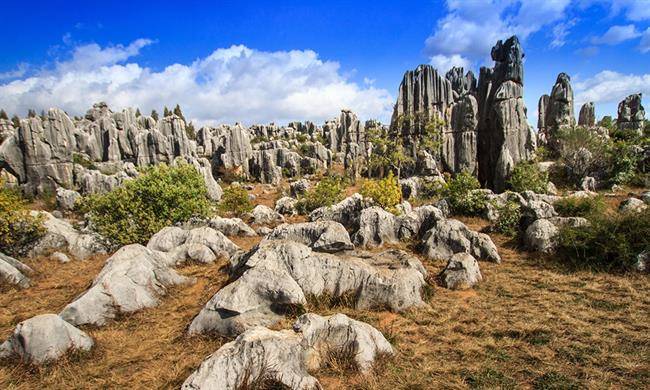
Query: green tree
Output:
[[366, 123, 413, 179], [0, 109, 8, 120], [186, 121, 197, 140], [598, 116, 614, 130], [151, 109, 159, 121], [173, 104, 186, 121], [11, 115, 20, 128], [135, 108, 142, 117], [163, 106, 171, 117]]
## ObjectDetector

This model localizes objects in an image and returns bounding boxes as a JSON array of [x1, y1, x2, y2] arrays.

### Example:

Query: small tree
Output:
[[163, 106, 171, 117], [186, 121, 197, 140], [135, 108, 142, 117], [366, 123, 413, 179], [151, 109, 159, 121], [0, 109, 8, 120], [173, 104, 186, 121], [11, 115, 20, 128]]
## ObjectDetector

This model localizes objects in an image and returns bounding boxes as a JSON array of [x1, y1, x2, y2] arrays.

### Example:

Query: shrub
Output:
[[295, 133, 308, 143], [444, 171, 488, 216], [557, 208, 650, 272], [556, 126, 610, 184], [607, 139, 646, 186], [418, 176, 448, 200], [507, 161, 549, 194], [218, 185, 253, 217], [296, 176, 344, 214], [79, 163, 212, 247], [360, 172, 402, 214], [554, 196, 606, 218], [0, 184, 45, 255], [492, 201, 521, 237]]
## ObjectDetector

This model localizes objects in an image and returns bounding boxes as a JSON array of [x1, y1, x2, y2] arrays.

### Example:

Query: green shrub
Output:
[[556, 126, 610, 184], [296, 176, 344, 214], [507, 161, 548, 194], [360, 172, 402, 214], [72, 153, 97, 170], [295, 133, 308, 143], [218, 185, 253, 217], [79, 163, 212, 247], [608, 139, 646, 186], [0, 184, 45, 255], [553, 196, 606, 218], [418, 176, 448, 200], [557, 208, 650, 272], [492, 201, 521, 237], [444, 171, 488, 216]]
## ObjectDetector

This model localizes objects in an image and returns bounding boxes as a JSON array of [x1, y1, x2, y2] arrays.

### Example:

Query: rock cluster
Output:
[[538, 73, 575, 149], [617, 93, 646, 135], [0, 252, 33, 289], [183, 313, 393, 389]]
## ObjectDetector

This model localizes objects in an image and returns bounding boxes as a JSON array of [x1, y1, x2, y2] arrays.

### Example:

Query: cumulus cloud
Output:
[[425, 0, 571, 67], [607, 0, 650, 21], [640, 27, 650, 52], [590, 24, 641, 45], [574, 70, 650, 107], [0, 40, 393, 125], [429, 54, 471, 73]]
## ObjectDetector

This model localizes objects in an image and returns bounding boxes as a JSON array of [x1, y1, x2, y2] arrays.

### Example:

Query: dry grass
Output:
[[1, 201, 649, 389]]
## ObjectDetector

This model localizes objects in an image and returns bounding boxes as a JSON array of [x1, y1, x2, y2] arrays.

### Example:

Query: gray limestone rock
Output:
[[208, 216, 257, 237], [617, 94, 645, 135], [29, 211, 107, 260], [147, 226, 240, 265], [0, 252, 32, 289], [250, 205, 285, 226], [578, 102, 596, 127], [420, 219, 501, 263], [309, 193, 365, 231], [56, 188, 81, 211], [264, 221, 353, 253], [524, 217, 589, 253], [275, 196, 299, 216], [0, 314, 93, 365], [619, 197, 647, 213], [439, 253, 482, 290]]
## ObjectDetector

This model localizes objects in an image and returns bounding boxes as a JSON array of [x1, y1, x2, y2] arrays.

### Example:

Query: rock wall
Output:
[[617, 93, 645, 135]]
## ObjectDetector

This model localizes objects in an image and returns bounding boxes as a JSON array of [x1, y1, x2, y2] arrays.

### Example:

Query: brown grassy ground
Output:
[[1, 198, 649, 389]]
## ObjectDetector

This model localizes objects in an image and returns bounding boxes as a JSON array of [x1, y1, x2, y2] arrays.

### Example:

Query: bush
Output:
[[218, 185, 253, 217], [79, 163, 212, 247], [557, 208, 650, 272], [553, 196, 606, 218], [0, 184, 45, 255], [296, 176, 344, 214], [556, 126, 610, 184], [507, 161, 548, 194], [492, 201, 521, 237], [607, 139, 646, 186], [360, 172, 402, 214], [444, 171, 488, 216]]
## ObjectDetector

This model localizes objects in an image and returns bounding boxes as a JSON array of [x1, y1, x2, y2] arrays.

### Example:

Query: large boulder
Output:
[[420, 219, 501, 263], [309, 193, 365, 231], [617, 93, 645, 135], [29, 211, 107, 260], [0, 314, 93, 365], [56, 188, 81, 211], [60, 244, 191, 326], [275, 196, 299, 216], [619, 197, 647, 213], [147, 226, 240, 265], [264, 221, 353, 253], [0, 252, 33, 289], [182, 313, 392, 390], [524, 217, 589, 253], [188, 240, 428, 337], [249, 205, 285, 226], [208, 216, 256, 237]]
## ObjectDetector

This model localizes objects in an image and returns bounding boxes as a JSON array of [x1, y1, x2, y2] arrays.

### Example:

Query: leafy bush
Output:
[[360, 172, 402, 214], [218, 185, 253, 217], [554, 196, 606, 218], [607, 139, 647, 186], [556, 126, 610, 184], [79, 163, 212, 246], [557, 208, 650, 272], [507, 161, 549, 194], [492, 201, 521, 237], [0, 184, 45, 255], [418, 175, 448, 200], [444, 171, 488, 216], [296, 176, 344, 214]]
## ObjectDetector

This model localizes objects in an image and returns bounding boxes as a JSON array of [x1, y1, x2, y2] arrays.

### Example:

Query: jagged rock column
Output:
[[578, 102, 596, 127], [617, 94, 645, 135]]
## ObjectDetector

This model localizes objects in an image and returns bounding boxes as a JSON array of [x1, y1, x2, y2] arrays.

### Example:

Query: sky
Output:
[[0, 0, 649, 127]]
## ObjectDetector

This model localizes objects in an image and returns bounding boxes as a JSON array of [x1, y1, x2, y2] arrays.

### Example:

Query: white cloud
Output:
[[574, 70, 650, 107], [608, 0, 650, 21], [590, 24, 641, 44], [551, 18, 578, 48], [429, 54, 471, 73], [0, 63, 28, 80], [0, 40, 393, 125], [425, 0, 572, 67], [640, 27, 650, 52]]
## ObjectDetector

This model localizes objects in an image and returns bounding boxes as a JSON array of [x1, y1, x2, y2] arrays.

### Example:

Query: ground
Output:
[[1, 187, 648, 389]]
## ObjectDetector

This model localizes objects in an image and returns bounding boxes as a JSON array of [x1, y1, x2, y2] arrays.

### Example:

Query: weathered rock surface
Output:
[[0, 314, 93, 365], [420, 219, 501, 263], [0, 252, 32, 289], [60, 244, 190, 326], [147, 226, 240, 264], [188, 240, 427, 337], [578, 102, 596, 127], [56, 188, 81, 211], [524, 217, 588, 253], [249, 205, 284, 226], [617, 94, 645, 135], [439, 253, 482, 290], [208, 216, 256, 237], [540, 73, 575, 149], [477, 36, 536, 191], [265, 221, 353, 253], [29, 211, 107, 260], [275, 196, 299, 216], [619, 197, 647, 213], [182, 313, 392, 389], [309, 193, 365, 231]]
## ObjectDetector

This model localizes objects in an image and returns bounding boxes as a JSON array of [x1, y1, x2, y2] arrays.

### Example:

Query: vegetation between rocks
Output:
[[296, 175, 345, 214], [218, 185, 253, 217], [0, 183, 45, 256], [360, 172, 402, 214]]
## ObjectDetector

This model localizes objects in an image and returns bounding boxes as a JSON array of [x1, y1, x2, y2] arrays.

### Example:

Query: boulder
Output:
[[634, 251, 649, 273], [60, 244, 190, 326], [578, 102, 596, 127], [309, 193, 365, 231], [619, 197, 647, 213], [264, 221, 353, 253], [0, 252, 32, 289], [56, 188, 81, 211], [524, 217, 588, 253], [420, 219, 501, 263], [617, 94, 645, 135], [182, 313, 392, 389], [29, 211, 107, 260], [189, 240, 427, 337], [439, 253, 482, 290], [250, 205, 285, 225], [352, 207, 400, 248], [580, 176, 597, 192], [147, 226, 240, 265], [0, 314, 93, 365], [275, 196, 298, 216], [290, 179, 311, 197], [51, 251, 71, 263], [208, 216, 256, 237]]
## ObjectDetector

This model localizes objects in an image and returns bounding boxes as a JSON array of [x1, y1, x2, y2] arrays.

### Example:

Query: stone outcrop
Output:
[[0, 252, 33, 289], [524, 217, 588, 253], [264, 221, 354, 253], [420, 218, 501, 263], [207, 216, 257, 237], [439, 253, 482, 290], [183, 313, 393, 389], [578, 102, 596, 128], [188, 240, 428, 337], [60, 244, 190, 326], [539, 73, 575, 148], [477, 36, 536, 191], [29, 211, 107, 260], [0, 314, 93, 365], [617, 94, 645, 135], [146, 226, 240, 265]]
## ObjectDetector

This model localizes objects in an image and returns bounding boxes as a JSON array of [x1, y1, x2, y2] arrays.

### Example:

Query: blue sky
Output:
[[1, 0, 649, 126]]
